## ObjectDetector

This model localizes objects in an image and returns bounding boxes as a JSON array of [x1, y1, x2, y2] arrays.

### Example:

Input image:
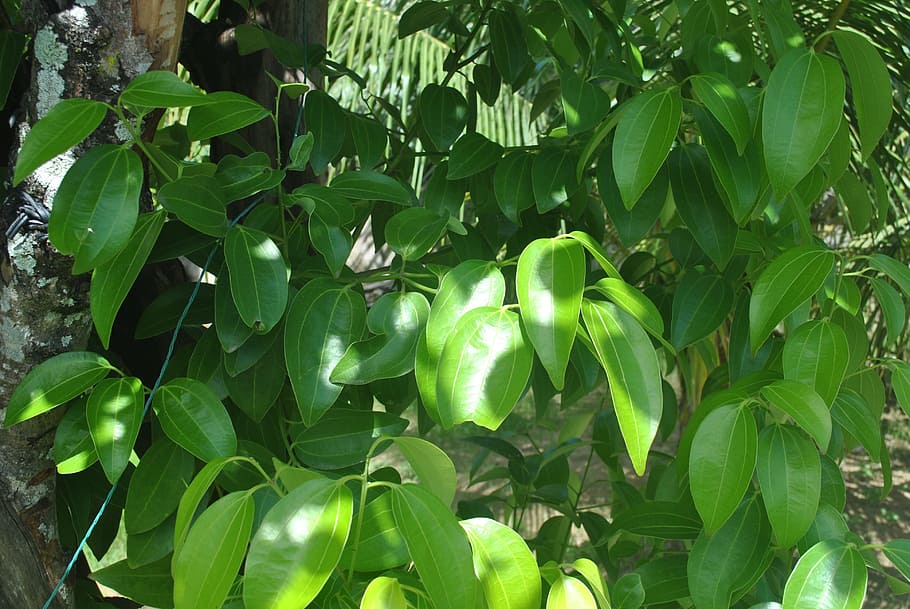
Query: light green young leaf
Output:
[[14, 98, 108, 185], [152, 378, 237, 462], [4, 351, 113, 426], [782, 540, 867, 609], [761, 380, 832, 451], [547, 575, 597, 609], [87, 377, 144, 483], [360, 577, 406, 609], [782, 320, 850, 406], [225, 225, 289, 333], [612, 88, 681, 209], [173, 492, 254, 609], [244, 479, 353, 609], [461, 518, 541, 609], [690, 72, 751, 154], [762, 49, 845, 197], [581, 300, 662, 475], [516, 238, 585, 390]]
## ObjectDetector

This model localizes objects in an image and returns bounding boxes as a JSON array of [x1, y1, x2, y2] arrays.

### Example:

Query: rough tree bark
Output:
[[0, 2, 185, 606]]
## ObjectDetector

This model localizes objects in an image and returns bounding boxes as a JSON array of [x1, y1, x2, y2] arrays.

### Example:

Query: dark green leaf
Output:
[[868, 254, 910, 298], [670, 270, 734, 350], [330, 170, 413, 205], [87, 377, 144, 483], [349, 115, 387, 169], [225, 346, 285, 422], [870, 277, 906, 345], [488, 8, 529, 86], [561, 70, 611, 136], [888, 360, 910, 419], [225, 225, 288, 333], [836, 172, 873, 234], [125, 439, 195, 534], [308, 213, 352, 277], [0, 30, 26, 111], [494, 151, 534, 224], [399, 1, 449, 38], [91, 557, 174, 609], [157, 175, 228, 237], [216, 153, 285, 202], [292, 409, 408, 469], [418, 84, 468, 151], [447, 132, 503, 180], [612, 501, 702, 539], [338, 492, 409, 571], [385, 207, 448, 260], [187, 91, 270, 141], [831, 389, 881, 461], [134, 282, 215, 339], [152, 378, 237, 461], [532, 148, 579, 213], [883, 540, 910, 583], [598, 149, 667, 246], [305, 90, 346, 173]]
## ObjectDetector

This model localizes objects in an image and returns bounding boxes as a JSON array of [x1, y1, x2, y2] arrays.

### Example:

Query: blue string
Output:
[[42, 196, 264, 609]]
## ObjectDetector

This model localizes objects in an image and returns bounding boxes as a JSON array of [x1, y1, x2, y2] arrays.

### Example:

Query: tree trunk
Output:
[[0, 2, 184, 607]]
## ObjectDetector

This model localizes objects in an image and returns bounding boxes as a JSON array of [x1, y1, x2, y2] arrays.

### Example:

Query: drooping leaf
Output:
[[152, 378, 237, 461], [390, 437, 457, 506], [448, 132, 503, 180], [598, 149, 668, 246], [868, 253, 910, 298], [690, 72, 751, 154], [782, 320, 850, 406], [494, 151, 535, 224], [305, 90, 346, 173], [831, 389, 881, 462], [581, 300, 662, 475], [91, 557, 175, 609], [870, 277, 906, 345], [781, 540, 867, 609], [418, 84, 468, 151], [566, 230, 622, 279], [156, 175, 228, 237], [888, 360, 910, 419], [516, 238, 585, 390], [561, 70, 611, 136], [385, 207, 448, 260], [308, 213, 353, 277], [224, 225, 289, 333], [760, 380, 832, 451], [882, 540, 910, 583], [125, 439, 195, 534], [488, 7, 530, 86], [670, 270, 734, 350], [611, 501, 702, 540], [532, 147, 579, 213], [590, 277, 667, 347], [224, 346, 285, 422], [398, 1, 448, 37], [86, 377, 144, 483]]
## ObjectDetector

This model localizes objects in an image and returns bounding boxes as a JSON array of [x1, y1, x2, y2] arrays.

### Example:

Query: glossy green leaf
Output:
[[667, 144, 737, 269], [494, 151, 535, 224], [331, 292, 429, 385], [350, 116, 387, 169], [390, 437, 456, 506], [287, 132, 314, 171], [571, 558, 610, 609], [762, 49, 845, 197], [91, 210, 166, 349], [330, 170, 413, 205], [689, 404, 758, 533], [882, 539, 910, 583], [152, 378, 237, 461], [561, 70, 611, 136], [91, 556, 174, 609], [54, 399, 97, 474], [14, 98, 107, 185], [831, 389, 881, 461], [87, 377, 144, 483], [225, 225, 288, 333], [48, 144, 142, 273], [488, 8, 529, 86], [749, 246, 835, 351], [888, 360, 910, 419], [688, 495, 772, 609], [833, 31, 892, 160], [173, 458, 233, 556], [516, 238, 585, 390], [436, 306, 533, 429], [157, 175, 228, 237], [305, 90, 346, 173], [361, 577, 407, 609], [691, 72, 751, 154], [532, 147, 579, 213], [611, 501, 702, 539], [566, 230, 622, 279], [125, 439, 195, 534], [761, 380, 832, 451], [244, 479, 352, 609], [392, 484, 482, 609], [757, 424, 821, 547], [285, 282, 366, 425], [612, 88, 681, 209], [598, 150, 668, 246], [119, 70, 208, 108], [581, 300, 662, 475], [868, 253, 910, 298], [338, 492, 409, 572], [461, 518, 540, 609], [308, 213, 353, 277], [385, 207, 448, 260], [216, 153, 285, 202], [214, 270, 253, 353], [591, 277, 666, 345], [292, 409, 408, 469], [547, 575, 597, 609], [782, 540, 866, 609], [418, 84, 468, 151], [783, 320, 850, 406], [670, 270, 734, 350], [186, 91, 270, 140], [448, 132, 503, 180], [173, 491, 254, 609], [4, 351, 113, 426], [870, 277, 906, 345]]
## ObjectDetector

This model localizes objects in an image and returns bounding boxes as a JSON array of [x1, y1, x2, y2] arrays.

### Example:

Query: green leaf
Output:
[[224, 346, 285, 422], [782, 320, 850, 406], [461, 518, 540, 609], [152, 378, 237, 461], [214, 271, 253, 353], [614, 573, 645, 609], [832, 31, 892, 160], [566, 230, 621, 279], [883, 540, 910, 583], [691, 72, 751, 154], [361, 577, 407, 609], [157, 175, 228, 237], [330, 170, 413, 205], [590, 277, 667, 346], [305, 90, 346, 173], [173, 458, 233, 556], [4, 351, 113, 426], [667, 144, 738, 269], [611, 501, 702, 539], [581, 300, 662, 476], [216, 153, 285, 202], [350, 116, 387, 169], [119, 71, 208, 109], [91, 210, 166, 349], [292, 409, 408, 469], [888, 360, 910, 419], [418, 84, 468, 151], [338, 492, 409, 572], [749, 246, 835, 351], [757, 424, 821, 548], [836, 172, 873, 234], [436, 307, 533, 429], [612, 88, 681, 209], [760, 380, 832, 451], [870, 277, 906, 345], [390, 437, 457, 506], [173, 492, 254, 609], [127, 515, 175, 568], [287, 132, 314, 171], [91, 557, 174, 609], [244, 479, 353, 609], [598, 149, 668, 246], [447, 132, 503, 180], [762, 50, 845, 197], [831, 389, 881, 461], [285, 282, 366, 425], [868, 253, 910, 298], [391, 485, 482, 609], [87, 377, 144, 483], [225, 225, 289, 333], [125, 439, 195, 534], [331, 292, 430, 385], [516, 238, 585, 390], [48, 144, 142, 273], [186, 90, 270, 141], [547, 575, 597, 609], [488, 8, 530, 86], [385, 207, 448, 260], [134, 282, 215, 339], [687, 495, 772, 609], [494, 151, 534, 224], [54, 399, 97, 474], [782, 540, 866, 609], [0, 30, 26, 110], [670, 270, 734, 350], [474, 63, 502, 106], [13, 98, 107, 185], [689, 404, 758, 533], [533, 147, 579, 213], [561, 70, 611, 136], [308, 213, 353, 277], [399, 1, 448, 38]]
